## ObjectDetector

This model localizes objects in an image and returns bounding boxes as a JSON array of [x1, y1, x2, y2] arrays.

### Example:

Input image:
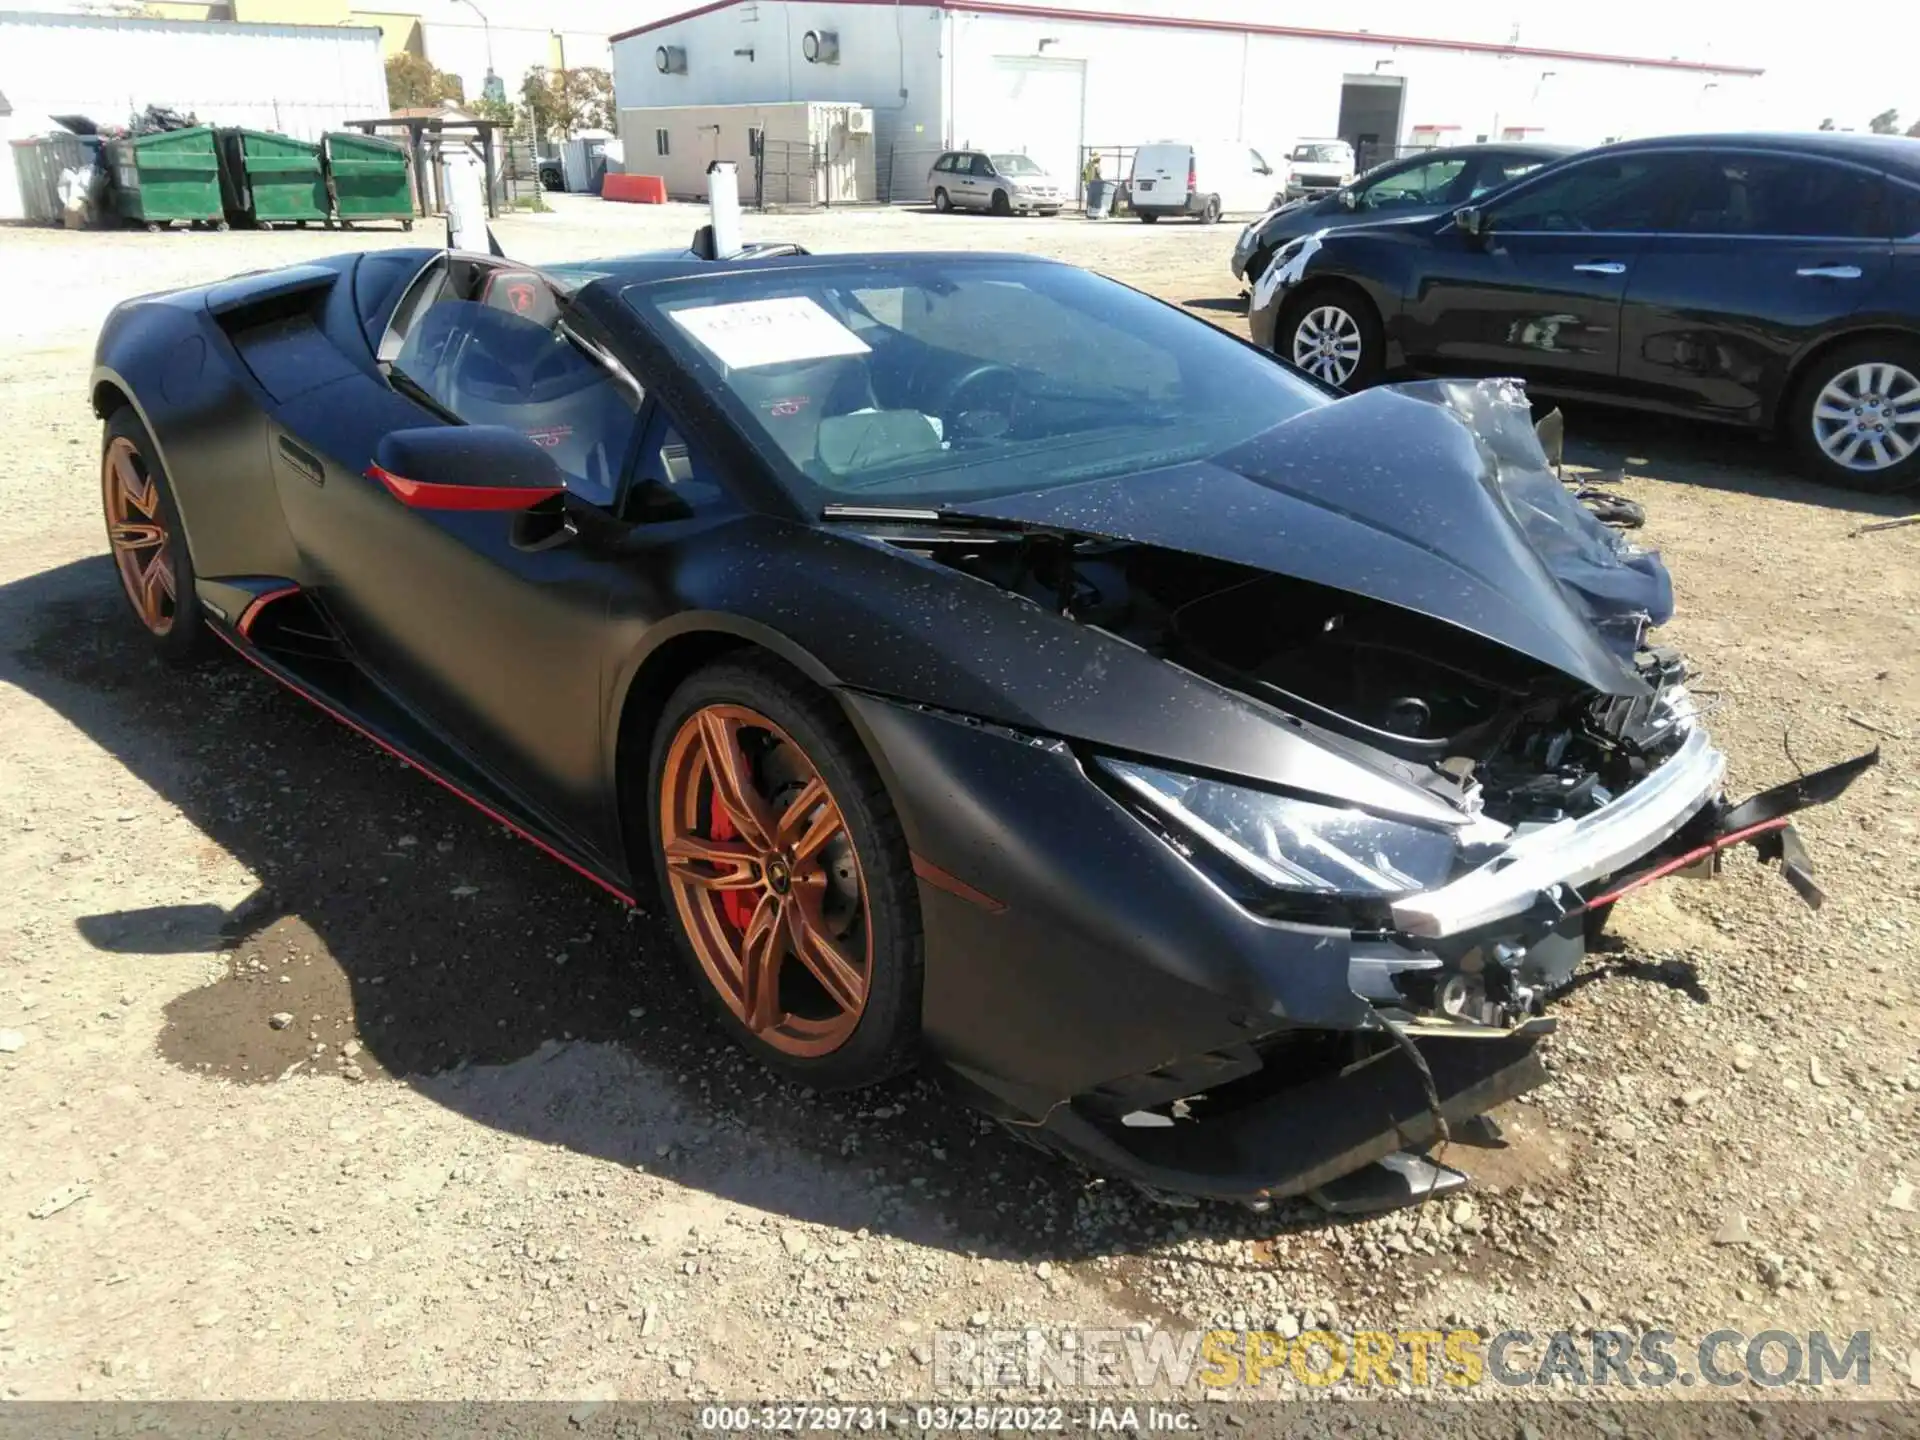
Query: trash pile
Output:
[[55, 163, 108, 229]]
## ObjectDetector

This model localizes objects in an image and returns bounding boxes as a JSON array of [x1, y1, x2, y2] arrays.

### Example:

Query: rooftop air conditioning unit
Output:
[[655, 44, 687, 74], [844, 109, 872, 135], [801, 29, 839, 64]]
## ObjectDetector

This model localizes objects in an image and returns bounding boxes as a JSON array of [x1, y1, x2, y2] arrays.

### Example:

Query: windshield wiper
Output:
[[820, 504, 1032, 526]]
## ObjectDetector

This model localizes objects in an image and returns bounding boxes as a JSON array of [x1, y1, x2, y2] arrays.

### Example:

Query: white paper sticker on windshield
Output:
[[669, 296, 872, 369]]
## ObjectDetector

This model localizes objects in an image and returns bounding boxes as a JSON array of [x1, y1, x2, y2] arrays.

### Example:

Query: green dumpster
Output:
[[217, 128, 330, 228], [109, 126, 224, 230], [323, 132, 414, 230]]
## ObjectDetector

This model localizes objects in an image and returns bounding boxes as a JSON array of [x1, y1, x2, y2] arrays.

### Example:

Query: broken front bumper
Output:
[[1393, 720, 1726, 939], [1021, 1026, 1550, 1206], [845, 691, 1875, 1204]]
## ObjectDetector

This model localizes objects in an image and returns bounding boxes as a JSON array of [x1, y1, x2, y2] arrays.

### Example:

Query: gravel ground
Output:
[[0, 196, 1916, 1404]]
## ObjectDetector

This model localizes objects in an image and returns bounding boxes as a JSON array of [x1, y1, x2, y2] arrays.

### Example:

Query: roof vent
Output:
[[655, 44, 687, 74], [802, 29, 839, 64]]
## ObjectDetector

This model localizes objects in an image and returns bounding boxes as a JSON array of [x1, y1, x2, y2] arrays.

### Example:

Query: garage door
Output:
[[979, 57, 1085, 190]]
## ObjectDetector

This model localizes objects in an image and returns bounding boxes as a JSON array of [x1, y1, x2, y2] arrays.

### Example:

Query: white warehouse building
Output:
[[610, 0, 1765, 202], [0, 11, 387, 141]]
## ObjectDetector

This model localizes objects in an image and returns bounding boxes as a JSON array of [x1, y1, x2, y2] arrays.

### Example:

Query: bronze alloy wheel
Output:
[[103, 435, 176, 636], [659, 703, 873, 1057]]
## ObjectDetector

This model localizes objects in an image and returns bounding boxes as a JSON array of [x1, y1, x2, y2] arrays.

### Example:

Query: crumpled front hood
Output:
[[947, 379, 1672, 698]]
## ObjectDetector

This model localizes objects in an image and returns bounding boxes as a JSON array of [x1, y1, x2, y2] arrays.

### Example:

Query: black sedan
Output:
[[1249, 132, 1920, 491], [91, 238, 1870, 1203], [1229, 142, 1575, 285]]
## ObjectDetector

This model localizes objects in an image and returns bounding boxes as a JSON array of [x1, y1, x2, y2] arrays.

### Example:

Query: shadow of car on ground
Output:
[[13, 553, 1518, 1270]]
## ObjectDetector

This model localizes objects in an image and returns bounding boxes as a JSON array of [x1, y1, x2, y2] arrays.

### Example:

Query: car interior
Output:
[[385, 258, 639, 507]]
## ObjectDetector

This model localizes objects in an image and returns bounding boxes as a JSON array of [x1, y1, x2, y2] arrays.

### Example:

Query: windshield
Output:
[[622, 258, 1326, 509], [990, 153, 1044, 176], [1291, 143, 1349, 164]]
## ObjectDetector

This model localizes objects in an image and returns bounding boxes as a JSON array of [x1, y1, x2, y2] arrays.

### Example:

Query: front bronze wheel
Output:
[[647, 657, 921, 1088], [659, 703, 872, 1057]]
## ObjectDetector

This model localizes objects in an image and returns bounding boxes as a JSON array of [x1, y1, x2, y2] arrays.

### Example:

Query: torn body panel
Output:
[[849, 380, 1874, 1202]]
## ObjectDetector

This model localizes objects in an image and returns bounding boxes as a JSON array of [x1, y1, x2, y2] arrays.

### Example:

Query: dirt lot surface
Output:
[[1, 196, 1916, 1404]]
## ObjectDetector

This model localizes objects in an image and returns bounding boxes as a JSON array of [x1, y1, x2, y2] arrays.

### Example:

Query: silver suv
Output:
[[928, 151, 1064, 216]]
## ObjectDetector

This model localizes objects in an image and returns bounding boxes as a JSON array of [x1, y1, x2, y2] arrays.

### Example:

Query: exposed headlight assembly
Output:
[[1100, 758, 1458, 897]]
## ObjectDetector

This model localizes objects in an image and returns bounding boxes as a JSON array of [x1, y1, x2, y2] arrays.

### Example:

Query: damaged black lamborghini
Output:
[[91, 244, 1874, 1204]]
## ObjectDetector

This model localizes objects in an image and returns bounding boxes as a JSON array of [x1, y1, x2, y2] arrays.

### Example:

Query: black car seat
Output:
[[1682, 164, 1745, 233], [724, 356, 880, 471], [441, 300, 635, 505]]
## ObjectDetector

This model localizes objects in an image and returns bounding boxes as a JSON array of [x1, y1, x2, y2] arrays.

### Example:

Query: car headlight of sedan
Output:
[[1099, 758, 1458, 897]]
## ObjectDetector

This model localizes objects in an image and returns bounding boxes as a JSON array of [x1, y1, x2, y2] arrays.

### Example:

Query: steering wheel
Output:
[[936, 362, 1023, 441]]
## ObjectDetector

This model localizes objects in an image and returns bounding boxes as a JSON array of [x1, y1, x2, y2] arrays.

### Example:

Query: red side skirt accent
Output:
[[211, 625, 637, 907]]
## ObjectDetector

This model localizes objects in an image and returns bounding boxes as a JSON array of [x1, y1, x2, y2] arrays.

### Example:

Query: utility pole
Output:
[[457, 0, 503, 105]]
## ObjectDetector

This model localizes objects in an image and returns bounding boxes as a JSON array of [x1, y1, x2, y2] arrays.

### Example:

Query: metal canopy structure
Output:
[[342, 115, 499, 219]]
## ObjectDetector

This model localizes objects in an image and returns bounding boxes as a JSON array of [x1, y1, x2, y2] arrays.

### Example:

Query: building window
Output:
[[748, 126, 764, 157], [656, 129, 671, 156]]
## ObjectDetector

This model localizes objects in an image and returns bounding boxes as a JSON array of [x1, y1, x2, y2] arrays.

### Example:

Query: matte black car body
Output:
[[1230, 143, 1576, 284], [91, 242, 1872, 1204], [1250, 132, 1920, 489]]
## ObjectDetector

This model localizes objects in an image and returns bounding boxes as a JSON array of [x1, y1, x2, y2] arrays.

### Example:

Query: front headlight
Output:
[[1100, 759, 1458, 897]]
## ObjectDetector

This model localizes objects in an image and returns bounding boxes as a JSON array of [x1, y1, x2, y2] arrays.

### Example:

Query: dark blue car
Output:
[[1249, 132, 1920, 492], [1230, 143, 1576, 284]]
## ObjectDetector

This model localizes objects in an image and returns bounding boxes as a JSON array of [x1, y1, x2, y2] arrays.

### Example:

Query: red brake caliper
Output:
[[710, 793, 755, 931]]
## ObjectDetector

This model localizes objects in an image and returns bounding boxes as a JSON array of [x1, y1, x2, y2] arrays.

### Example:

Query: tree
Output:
[[472, 94, 517, 131], [1908, 118, 1920, 138], [1867, 107, 1899, 134], [519, 66, 616, 143], [386, 53, 464, 111], [1817, 117, 1835, 131]]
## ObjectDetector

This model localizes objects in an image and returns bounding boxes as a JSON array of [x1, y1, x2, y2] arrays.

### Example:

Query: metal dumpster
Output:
[[217, 128, 329, 228], [10, 131, 102, 223], [109, 125, 223, 230], [323, 132, 414, 229]]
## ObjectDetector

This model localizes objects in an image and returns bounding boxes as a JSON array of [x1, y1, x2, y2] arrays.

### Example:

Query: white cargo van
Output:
[[1127, 141, 1279, 223]]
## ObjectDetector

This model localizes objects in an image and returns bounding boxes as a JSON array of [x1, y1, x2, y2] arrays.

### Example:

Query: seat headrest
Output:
[[481, 270, 559, 327]]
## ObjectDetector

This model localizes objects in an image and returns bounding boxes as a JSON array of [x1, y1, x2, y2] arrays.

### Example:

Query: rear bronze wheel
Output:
[[101, 408, 208, 664], [647, 657, 921, 1087]]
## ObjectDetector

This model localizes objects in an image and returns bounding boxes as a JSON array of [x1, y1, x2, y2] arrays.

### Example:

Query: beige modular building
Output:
[[618, 100, 875, 206]]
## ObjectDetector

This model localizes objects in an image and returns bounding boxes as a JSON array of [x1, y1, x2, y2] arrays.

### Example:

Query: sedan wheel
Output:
[[1290, 303, 1366, 387], [933, 187, 951, 213], [649, 659, 921, 1087], [1804, 358, 1920, 490]]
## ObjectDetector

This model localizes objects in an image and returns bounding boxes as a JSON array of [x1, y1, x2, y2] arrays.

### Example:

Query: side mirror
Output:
[[1338, 189, 1359, 211], [1453, 205, 1486, 238], [369, 426, 565, 511]]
